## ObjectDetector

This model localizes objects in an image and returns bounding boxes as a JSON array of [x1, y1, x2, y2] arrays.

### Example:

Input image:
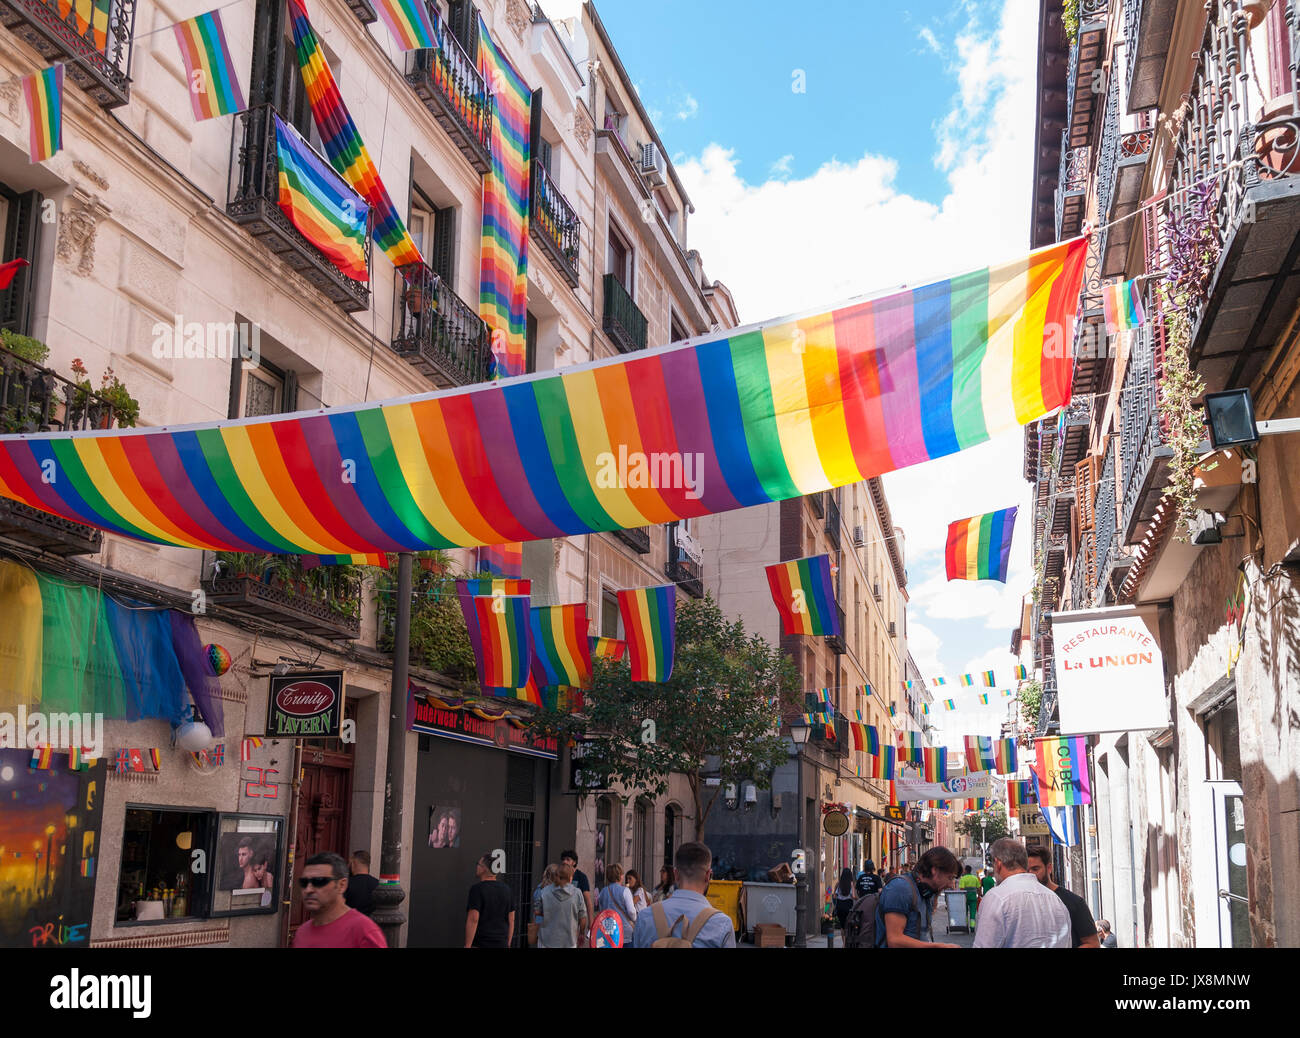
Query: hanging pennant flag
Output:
[[286, 0, 423, 268], [888, 702, 897, 718], [173, 9, 247, 120], [148, 748, 162, 771], [868, 746, 895, 780], [945, 506, 1017, 583], [943, 699, 956, 710], [617, 585, 677, 682], [981, 670, 996, 687], [373, 0, 440, 49], [274, 114, 370, 282], [765, 554, 840, 637], [979, 692, 989, 704], [921, 746, 947, 782], [589, 636, 627, 661], [1014, 664, 1029, 680], [898, 731, 923, 765], [29, 745, 53, 769], [529, 603, 593, 689], [960, 674, 974, 686], [921, 703, 929, 715], [1035, 736, 1091, 805], [22, 65, 63, 163], [964, 735, 995, 772], [467, 595, 531, 690], [1102, 278, 1145, 337], [932, 677, 945, 686]]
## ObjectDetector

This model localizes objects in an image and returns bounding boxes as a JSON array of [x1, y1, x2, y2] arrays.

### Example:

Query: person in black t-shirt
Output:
[[343, 850, 381, 916], [465, 852, 515, 948], [1026, 845, 1099, 948]]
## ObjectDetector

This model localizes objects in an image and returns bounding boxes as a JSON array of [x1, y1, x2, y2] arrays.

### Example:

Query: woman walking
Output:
[[832, 867, 856, 945]]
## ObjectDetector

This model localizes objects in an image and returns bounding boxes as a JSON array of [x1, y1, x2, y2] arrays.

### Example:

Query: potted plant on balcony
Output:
[[0, 329, 52, 433], [97, 366, 140, 428]]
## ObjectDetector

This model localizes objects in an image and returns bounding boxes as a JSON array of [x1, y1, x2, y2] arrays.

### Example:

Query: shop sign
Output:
[[568, 737, 610, 793], [266, 671, 344, 738], [883, 805, 904, 821], [409, 698, 558, 760], [1019, 804, 1049, 836], [822, 810, 849, 837]]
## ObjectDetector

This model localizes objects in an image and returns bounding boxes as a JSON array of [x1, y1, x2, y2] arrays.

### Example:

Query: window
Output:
[[607, 222, 632, 290], [0, 183, 41, 335], [447, 0, 480, 56], [228, 335, 299, 420], [209, 814, 285, 918], [117, 808, 214, 924], [410, 186, 456, 286], [601, 590, 621, 638], [526, 310, 538, 374], [669, 313, 688, 345], [538, 138, 554, 175]]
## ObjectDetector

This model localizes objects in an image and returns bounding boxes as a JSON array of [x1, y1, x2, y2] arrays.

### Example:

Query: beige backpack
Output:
[[650, 901, 719, 947]]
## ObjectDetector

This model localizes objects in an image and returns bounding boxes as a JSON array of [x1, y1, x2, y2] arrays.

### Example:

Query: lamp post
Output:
[[790, 722, 811, 949]]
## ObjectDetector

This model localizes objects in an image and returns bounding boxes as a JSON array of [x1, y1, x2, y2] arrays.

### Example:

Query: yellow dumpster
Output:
[[704, 880, 743, 934]]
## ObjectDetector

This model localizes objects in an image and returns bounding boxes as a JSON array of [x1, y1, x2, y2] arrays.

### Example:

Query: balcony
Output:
[[0, 0, 136, 108], [391, 262, 491, 386], [813, 711, 850, 759], [667, 526, 703, 598], [1096, 63, 1154, 275], [824, 493, 841, 549], [344, 0, 376, 25], [1119, 320, 1171, 545], [809, 491, 825, 519], [602, 274, 648, 353], [1071, 530, 1095, 609], [1093, 439, 1134, 603], [405, 35, 492, 174], [825, 604, 847, 656], [530, 162, 580, 288], [1055, 133, 1089, 242], [204, 554, 361, 640], [612, 526, 651, 554], [1124, 0, 1177, 114], [226, 105, 370, 314], [1063, 1, 1109, 150]]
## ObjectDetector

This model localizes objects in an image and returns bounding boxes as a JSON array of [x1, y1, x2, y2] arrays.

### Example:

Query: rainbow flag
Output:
[[478, 543, 523, 578], [274, 115, 370, 282], [300, 552, 389, 568], [59, 0, 111, 49], [849, 722, 880, 755], [993, 738, 1017, 774], [79, 857, 95, 878], [29, 745, 53, 769], [921, 703, 929, 715], [898, 731, 923, 764], [477, 13, 531, 379], [1007, 778, 1037, 812], [22, 66, 62, 162], [173, 10, 246, 121], [1102, 277, 1145, 336], [964, 735, 995, 771], [888, 703, 897, 717], [617, 585, 676, 682], [943, 699, 956, 710], [529, 604, 593, 688], [1014, 664, 1028, 680], [960, 674, 974, 686], [589, 636, 627, 661], [766, 555, 839, 636], [459, 578, 531, 598], [286, 0, 423, 269], [465, 594, 530, 690], [373, 0, 439, 50], [1035, 736, 1091, 806], [868, 746, 896, 780], [921, 746, 947, 782], [979, 692, 990, 705], [932, 677, 945, 686], [981, 670, 996, 687], [0, 240, 1086, 555], [904, 680, 915, 690], [945, 506, 1017, 582]]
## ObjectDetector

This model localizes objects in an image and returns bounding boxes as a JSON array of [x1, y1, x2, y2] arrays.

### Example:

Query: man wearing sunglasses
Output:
[[291, 852, 387, 948]]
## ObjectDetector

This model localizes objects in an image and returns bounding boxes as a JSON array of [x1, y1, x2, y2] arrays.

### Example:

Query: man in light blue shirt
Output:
[[632, 842, 736, 948]]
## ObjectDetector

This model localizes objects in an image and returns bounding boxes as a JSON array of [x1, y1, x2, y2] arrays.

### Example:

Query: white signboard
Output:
[[1050, 605, 1168, 735], [896, 770, 994, 802]]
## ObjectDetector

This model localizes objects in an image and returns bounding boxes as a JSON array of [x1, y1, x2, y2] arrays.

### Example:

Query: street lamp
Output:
[[789, 721, 811, 949]]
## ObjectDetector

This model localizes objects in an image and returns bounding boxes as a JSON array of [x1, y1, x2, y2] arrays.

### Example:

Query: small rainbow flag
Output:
[[1007, 778, 1037, 812], [766, 555, 840, 637], [993, 738, 1017, 774], [1014, 664, 1029, 680], [868, 746, 896, 780], [960, 674, 974, 686], [617, 585, 676, 682], [945, 506, 1017, 583], [898, 731, 923, 764], [904, 680, 915, 690], [459, 577, 531, 598], [529, 603, 593, 689], [173, 10, 246, 121], [373, 0, 440, 49], [1102, 277, 1145, 336], [589, 636, 627, 661], [864, 683, 873, 697], [943, 699, 956, 710], [981, 670, 996, 687], [921, 703, 930, 715], [888, 702, 897, 717], [1035, 736, 1091, 806], [22, 65, 62, 163], [921, 746, 947, 782], [932, 676, 945, 686], [979, 692, 990, 704], [964, 735, 995, 771]]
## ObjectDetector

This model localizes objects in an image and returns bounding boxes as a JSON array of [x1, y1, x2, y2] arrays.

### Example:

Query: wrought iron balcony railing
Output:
[[405, 32, 492, 174], [392, 262, 491, 386], [824, 493, 841, 549], [613, 525, 651, 554], [1072, 529, 1095, 609], [1119, 315, 1171, 544], [226, 105, 370, 314], [667, 535, 703, 598], [1093, 438, 1118, 603], [602, 273, 648, 353], [809, 491, 825, 519], [0, 0, 136, 108], [1056, 130, 1089, 242], [530, 162, 580, 288], [825, 605, 847, 656], [204, 554, 361, 641]]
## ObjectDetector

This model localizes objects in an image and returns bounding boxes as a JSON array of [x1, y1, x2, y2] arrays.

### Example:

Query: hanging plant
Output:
[[1063, 0, 1081, 46], [1018, 679, 1043, 730]]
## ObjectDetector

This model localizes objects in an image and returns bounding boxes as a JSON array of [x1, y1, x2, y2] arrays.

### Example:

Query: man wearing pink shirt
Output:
[[291, 852, 387, 948]]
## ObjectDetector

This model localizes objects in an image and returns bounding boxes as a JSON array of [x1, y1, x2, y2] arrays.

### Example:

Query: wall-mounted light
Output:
[[1204, 389, 1259, 449], [743, 783, 757, 811], [724, 783, 738, 810]]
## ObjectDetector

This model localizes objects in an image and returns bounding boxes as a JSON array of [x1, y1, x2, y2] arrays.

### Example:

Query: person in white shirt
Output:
[[625, 869, 650, 915], [972, 837, 1071, 948]]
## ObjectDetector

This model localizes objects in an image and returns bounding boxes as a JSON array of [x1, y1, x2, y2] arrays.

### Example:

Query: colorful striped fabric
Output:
[[765, 554, 840, 636], [867, 746, 895, 780], [477, 13, 531, 379], [274, 115, 370, 282], [1007, 778, 1037, 812], [921, 703, 929, 715], [173, 10, 246, 121], [589, 636, 627, 661], [898, 731, 923, 764], [299, 552, 388, 568], [993, 737, 1017, 774], [373, 0, 439, 50], [978, 692, 989, 704], [30, 745, 53, 769], [477, 543, 523, 578], [529, 604, 592, 689], [459, 578, 530, 598], [1014, 664, 1028, 680], [456, 580, 531, 696], [1035, 736, 1091, 806], [58, 0, 111, 50], [964, 735, 995, 771], [981, 671, 996, 687], [945, 506, 1017, 582], [960, 674, 974, 686], [921, 746, 947, 782], [287, 0, 423, 269], [849, 722, 880, 755], [904, 680, 915, 690], [888, 703, 897, 717], [0, 240, 1085, 554], [22, 65, 62, 163], [617, 585, 676, 682], [1102, 278, 1145, 336], [932, 677, 945, 686], [943, 698, 956, 710], [468, 594, 530, 690]]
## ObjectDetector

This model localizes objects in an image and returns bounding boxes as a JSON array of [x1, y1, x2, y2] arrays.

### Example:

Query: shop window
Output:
[[116, 807, 214, 924]]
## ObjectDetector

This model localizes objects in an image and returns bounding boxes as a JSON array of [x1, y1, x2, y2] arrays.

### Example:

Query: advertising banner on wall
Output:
[[1049, 605, 1168, 735], [895, 770, 994, 803]]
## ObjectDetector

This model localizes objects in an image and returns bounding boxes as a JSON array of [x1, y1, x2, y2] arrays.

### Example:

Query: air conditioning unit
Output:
[[852, 525, 865, 547], [640, 142, 667, 188]]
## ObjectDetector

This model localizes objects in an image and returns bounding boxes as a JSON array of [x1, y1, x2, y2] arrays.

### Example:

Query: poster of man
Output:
[[427, 804, 462, 849], [217, 833, 276, 896]]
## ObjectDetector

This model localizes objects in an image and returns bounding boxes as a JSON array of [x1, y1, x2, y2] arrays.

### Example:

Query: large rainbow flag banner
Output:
[[173, 10, 246, 121], [274, 115, 370, 282], [461, 594, 531, 692], [617, 585, 676, 682], [529, 603, 593, 689], [945, 506, 1017, 582], [373, 0, 439, 50], [22, 66, 62, 162], [477, 13, 531, 379], [1034, 736, 1091, 806], [0, 239, 1085, 553], [867, 746, 896, 780], [287, 0, 423, 269], [921, 746, 947, 782], [765, 554, 839, 636]]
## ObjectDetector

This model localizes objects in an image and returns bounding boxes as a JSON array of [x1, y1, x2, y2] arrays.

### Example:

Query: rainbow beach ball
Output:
[[204, 644, 232, 677]]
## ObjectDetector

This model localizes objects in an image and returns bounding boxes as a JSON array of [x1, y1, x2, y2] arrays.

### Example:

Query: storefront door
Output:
[[288, 748, 353, 933], [1209, 780, 1250, 947]]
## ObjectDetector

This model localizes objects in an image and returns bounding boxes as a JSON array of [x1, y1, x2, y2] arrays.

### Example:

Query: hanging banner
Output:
[[1050, 605, 1167, 735], [895, 770, 994, 802], [1034, 737, 1092, 806]]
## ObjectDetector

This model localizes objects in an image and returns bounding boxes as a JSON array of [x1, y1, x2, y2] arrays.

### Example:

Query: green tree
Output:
[[535, 595, 801, 840], [954, 804, 1009, 854]]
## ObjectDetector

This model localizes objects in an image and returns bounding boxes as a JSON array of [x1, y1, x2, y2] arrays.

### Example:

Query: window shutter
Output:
[[450, 1, 479, 57], [2, 190, 42, 334], [1076, 456, 1097, 531], [538, 138, 552, 174], [282, 368, 299, 413], [431, 205, 455, 285]]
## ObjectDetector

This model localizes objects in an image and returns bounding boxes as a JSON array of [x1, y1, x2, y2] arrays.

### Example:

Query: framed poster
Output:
[[266, 671, 344, 738], [208, 813, 283, 918], [427, 803, 462, 849]]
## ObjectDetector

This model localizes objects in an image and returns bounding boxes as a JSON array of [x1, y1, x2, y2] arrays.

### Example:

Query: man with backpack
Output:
[[631, 842, 736, 948], [850, 846, 962, 948]]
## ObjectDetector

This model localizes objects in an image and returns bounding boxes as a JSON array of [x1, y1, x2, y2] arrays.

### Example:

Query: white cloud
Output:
[[905, 620, 943, 678], [769, 153, 795, 178], [676, 93, 699, 120], [917, 26, 942, 55]]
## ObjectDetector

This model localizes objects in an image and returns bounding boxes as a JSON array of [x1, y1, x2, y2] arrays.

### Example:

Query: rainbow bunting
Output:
[[943, 698, 955, 709], [0, 239, 1086, 554], [765, 553, 840, 636], [274, 115, 370, 282], [373, 0, 440, 50], [589, 636, 627, 661], [286, 0, 423, 268], [979, 692, 990, 704], [529, 603, 593, 689], [617, 585, 676, 682], [1014, 664, 1028, 680], [981, 671, 996, 687], [1035, 736, 1091, 806], [960, 674, 974, 686], [477, 13, 531, 379], [173, 10, 246, 121], [22, 66, 62, 163], [945, 506, 1017, 582], [867, 746, 895, 780], [921, 746, 947, 782], [1102, 278, 1145, 336]]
